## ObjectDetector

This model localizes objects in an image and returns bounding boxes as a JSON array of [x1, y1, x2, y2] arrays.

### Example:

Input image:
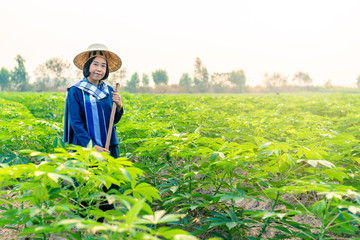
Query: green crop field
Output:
[[1, 92, 360, 239]]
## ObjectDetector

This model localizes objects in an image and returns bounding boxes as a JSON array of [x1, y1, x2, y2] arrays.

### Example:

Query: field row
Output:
[[1, 92, 360, 239]]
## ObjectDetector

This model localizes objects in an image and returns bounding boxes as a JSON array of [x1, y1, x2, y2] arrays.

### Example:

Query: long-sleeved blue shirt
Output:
[[64, 84, 123, 147]]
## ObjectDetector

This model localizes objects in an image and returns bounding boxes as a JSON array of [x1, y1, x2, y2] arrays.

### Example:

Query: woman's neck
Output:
[[87, 78, 99, 87]]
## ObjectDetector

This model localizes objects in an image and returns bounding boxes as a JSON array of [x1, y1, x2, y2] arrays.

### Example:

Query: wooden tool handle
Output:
[[105, 83, 121, 150]]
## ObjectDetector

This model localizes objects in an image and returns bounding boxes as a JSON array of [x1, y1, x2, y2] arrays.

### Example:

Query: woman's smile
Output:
[[87, 56, 107, 85]]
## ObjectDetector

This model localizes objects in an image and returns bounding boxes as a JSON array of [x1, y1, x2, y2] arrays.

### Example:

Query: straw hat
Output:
[[73, 43, 122, 72]]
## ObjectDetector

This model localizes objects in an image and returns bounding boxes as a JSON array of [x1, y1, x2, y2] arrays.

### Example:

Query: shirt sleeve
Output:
[[67, 87, 92, 147], [114, 106, 123, 125], [108, 85, 123, 125]]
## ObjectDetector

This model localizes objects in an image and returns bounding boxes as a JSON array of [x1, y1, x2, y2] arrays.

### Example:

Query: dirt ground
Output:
[[0, 189, 343, 240]]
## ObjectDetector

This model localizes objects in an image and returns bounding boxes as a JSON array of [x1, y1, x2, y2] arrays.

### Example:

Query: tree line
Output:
[[1, 55, 359, 93], [0, 55, 247, 93], [0, 55, 73, 92]]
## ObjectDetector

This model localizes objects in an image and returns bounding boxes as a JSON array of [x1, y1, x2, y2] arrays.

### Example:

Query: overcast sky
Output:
[[1, 0, 360, 87]]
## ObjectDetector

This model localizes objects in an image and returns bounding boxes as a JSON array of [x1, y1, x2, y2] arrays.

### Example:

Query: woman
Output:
[[64, 43, 123, 158], [63, 44, 123, 221]]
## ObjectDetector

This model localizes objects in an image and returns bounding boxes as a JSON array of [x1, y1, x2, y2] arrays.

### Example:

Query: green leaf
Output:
[[312, 200, 326, 215], [182, 172, 196, 178], [259, 142, 272, 150], [272, 225, 292, 234], [141, 210, 182, 225], [125, 198, 145, 225], [317, 160, 335, 168], [323, 169, 348, 182], [173, 234, 198, 240], [261, 212, 278, 219], [47, 173, 73, 184], [226, 221, 237, 230], [236, 187, 245, 197], [53, 137, 58, 148], [348, 206, 360, 214], [33, 184, 48, 202], [226, 209, 237, 222], [209, 221, 227, 229], [307, 160, 335, 168], [210, 152, 225, 161], [157, 227, 191, 238], [218, 193, 244, 203], [354, 193, 360, 205], [119, 167, 132, 182], [132, 182, 161, 202]]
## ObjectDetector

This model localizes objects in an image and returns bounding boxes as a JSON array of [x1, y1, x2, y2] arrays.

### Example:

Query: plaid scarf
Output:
[[64, 78, 110, 147]]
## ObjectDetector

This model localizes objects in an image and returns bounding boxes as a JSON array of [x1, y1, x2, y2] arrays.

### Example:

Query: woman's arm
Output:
[[67, 87, 92, 147], [112, 90, 124, 125]]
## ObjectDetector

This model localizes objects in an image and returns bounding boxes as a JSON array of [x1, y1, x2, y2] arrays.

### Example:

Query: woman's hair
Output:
[[83, 57, 109, 80]]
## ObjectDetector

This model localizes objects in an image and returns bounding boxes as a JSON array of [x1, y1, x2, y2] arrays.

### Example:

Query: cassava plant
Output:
[[0, 145, 197, 240]]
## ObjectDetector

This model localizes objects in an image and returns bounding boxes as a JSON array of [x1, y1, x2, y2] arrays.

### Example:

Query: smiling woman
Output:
[[63, 43, 125, 221], [84, 57, 108, 84], [64, 43, 123, 155]]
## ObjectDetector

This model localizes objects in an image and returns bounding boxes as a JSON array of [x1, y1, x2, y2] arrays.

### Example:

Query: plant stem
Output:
[[324, 212, 342, 230], [273, 219, 316, 240], [213, 172, 227, 195], [319, 199, 332, 239], [257, 191, 280, 239]]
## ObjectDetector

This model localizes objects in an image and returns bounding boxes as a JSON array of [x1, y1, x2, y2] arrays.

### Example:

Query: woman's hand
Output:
[[94, 145, 110, 153], [112, 91, 123, 110]]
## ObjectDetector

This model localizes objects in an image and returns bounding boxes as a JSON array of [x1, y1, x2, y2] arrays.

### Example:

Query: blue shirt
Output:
[[65, 84, 123, 147]]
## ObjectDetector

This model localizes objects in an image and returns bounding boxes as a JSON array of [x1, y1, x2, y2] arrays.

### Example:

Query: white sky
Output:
[[1, 0, 360, 87]]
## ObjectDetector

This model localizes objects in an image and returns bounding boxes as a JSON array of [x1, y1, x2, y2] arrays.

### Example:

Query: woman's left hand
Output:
[[112, 91, 123, 110]]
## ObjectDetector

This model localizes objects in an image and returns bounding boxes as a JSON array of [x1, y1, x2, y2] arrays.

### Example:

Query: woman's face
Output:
[[87, 57, 107, 83]]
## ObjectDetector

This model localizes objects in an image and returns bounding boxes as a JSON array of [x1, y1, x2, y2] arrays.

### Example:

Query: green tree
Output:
[[152, 69, 168, 86], [324, 79, 332, 89], [264, 72, 288, 92], [107, 67, 128, 88], [46, 57, 71, 89], [193, 58, 209, 92], [202, 67, 209, 88], [229, 70, 247, 93], [292, 71, 313, 86], [125, 72, 140, 92], [356, 75, 360, 88], [179, 73, 192, 91], [210, 72, 229, 92], [11, 55, 29, 91], [142, 73, 150, 86], [0, 67, 11, 91], [33, 64, 49, 91], [194, 57, 203, 81], [33, 57, 71, 91]]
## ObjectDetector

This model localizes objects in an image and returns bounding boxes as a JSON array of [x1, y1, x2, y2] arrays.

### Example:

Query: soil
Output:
[[192, 186, 325, 240], [0, 184, 347, 240]]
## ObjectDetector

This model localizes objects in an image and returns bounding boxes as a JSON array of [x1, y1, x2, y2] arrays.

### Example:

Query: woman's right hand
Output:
[[94, 145, 110, 153]]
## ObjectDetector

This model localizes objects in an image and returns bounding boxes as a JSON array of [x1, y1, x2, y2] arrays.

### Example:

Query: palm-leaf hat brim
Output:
[[73, 43, 122, 73]]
